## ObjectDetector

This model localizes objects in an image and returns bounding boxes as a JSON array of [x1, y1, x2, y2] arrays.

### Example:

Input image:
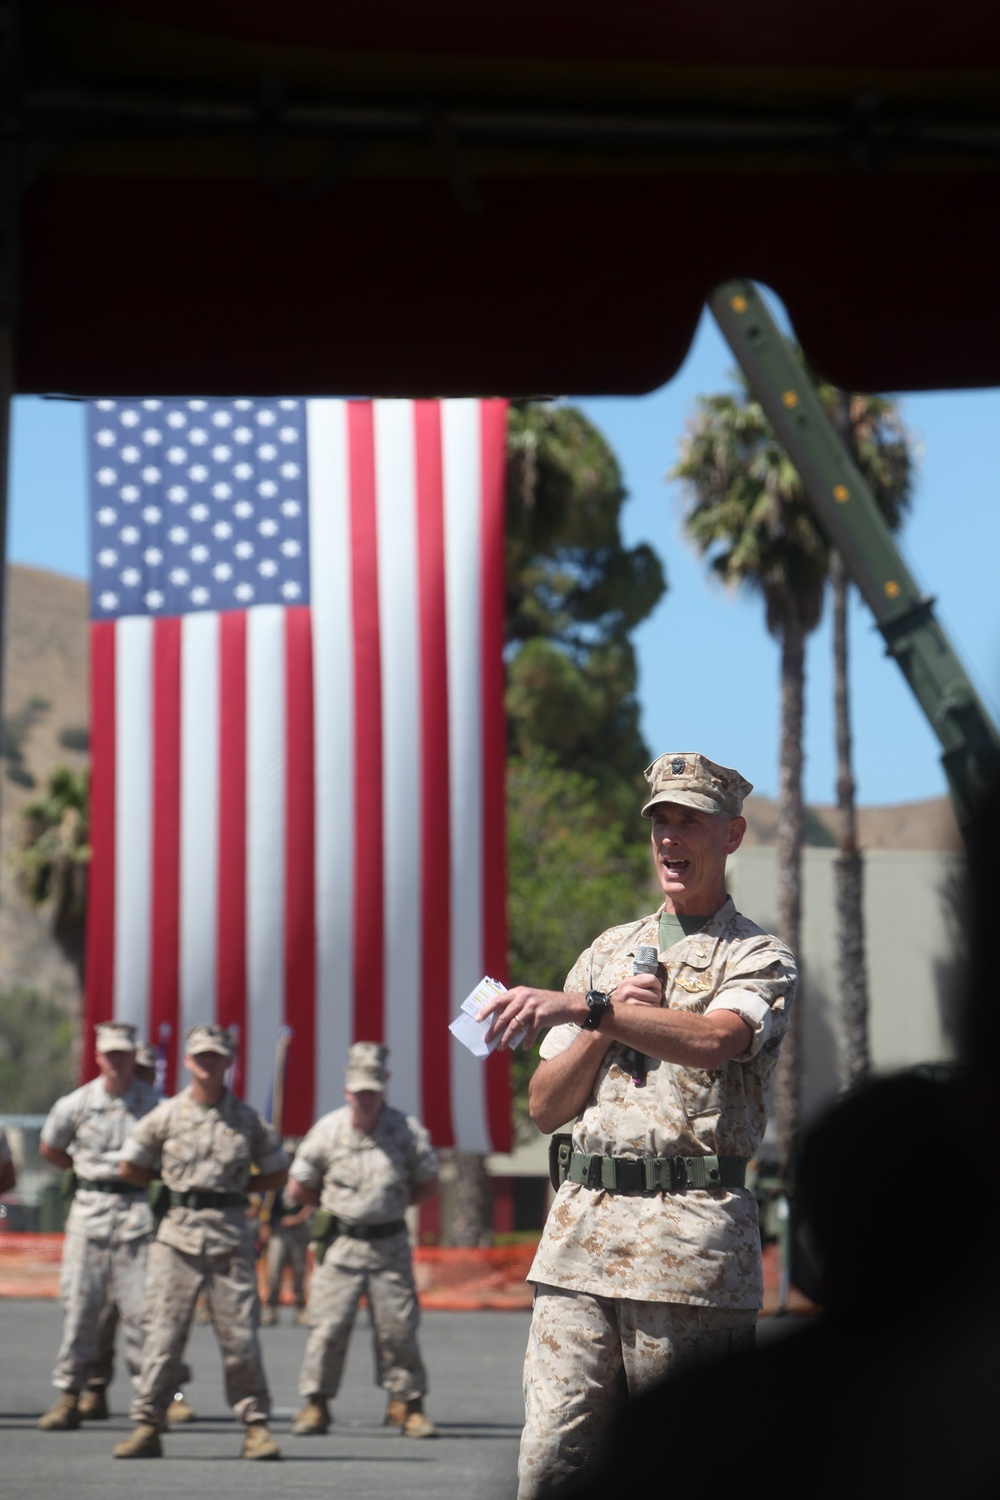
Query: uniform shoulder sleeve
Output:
[[119, 1095, 172, 1168], [403, 1114, 439, 1184], [246, 1107, 288, 1175], [40, 1084, 88, 1153], [704, 926, 798, 1060]]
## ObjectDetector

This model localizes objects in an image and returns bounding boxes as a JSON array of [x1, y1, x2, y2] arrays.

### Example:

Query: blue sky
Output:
[[9, 305, 1000, 808]]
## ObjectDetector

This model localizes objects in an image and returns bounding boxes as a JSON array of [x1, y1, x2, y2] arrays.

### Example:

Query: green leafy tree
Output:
[[502, 403, 667, 1143], [11, 766, 90, 985], [505, 402, 665, 817], [0, 988, 78, 1112]]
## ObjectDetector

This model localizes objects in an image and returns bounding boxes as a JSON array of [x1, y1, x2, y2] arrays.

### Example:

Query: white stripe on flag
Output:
[[179, 610, 220, 1046], [114, 614, 153, 1038], [375, 400, 423, 1120], [246, 604, 286, 1114], [442, 400, 490, 1154], [307, 399, 356, 1118]]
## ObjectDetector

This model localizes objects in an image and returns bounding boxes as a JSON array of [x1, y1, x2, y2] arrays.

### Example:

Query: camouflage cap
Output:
[[95, 1021, 137, 1054], [134, 1041, 157, 1070], [641, 752, 752, 818], [345, 1041, 388, 1093], [184, 1023, 234, 1058]]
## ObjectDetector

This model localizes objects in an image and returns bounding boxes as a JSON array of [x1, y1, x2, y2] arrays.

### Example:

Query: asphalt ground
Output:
[[0, 1299, 530, 1500]]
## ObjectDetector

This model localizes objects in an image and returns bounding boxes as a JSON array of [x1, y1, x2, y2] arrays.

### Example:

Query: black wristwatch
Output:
[[583, 991, 612, 1029]]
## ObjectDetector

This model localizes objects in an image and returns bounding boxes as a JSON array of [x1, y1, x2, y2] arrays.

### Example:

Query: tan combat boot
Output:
[[294, 1306, 309, 1327], [386, 1396, 437, 1439], [291, 1395, 331, 1435], [166, 1392, 196, 1424], [113, 1423, 163, 1459], [78, 1388, 109, 1421], [260, 1304, 278, 1327], [37, 1392, 81, 1431], [242, 1421, 281, 1460]]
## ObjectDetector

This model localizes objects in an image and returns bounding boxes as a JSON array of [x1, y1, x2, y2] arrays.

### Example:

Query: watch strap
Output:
[[584, 991, 612, 1030]]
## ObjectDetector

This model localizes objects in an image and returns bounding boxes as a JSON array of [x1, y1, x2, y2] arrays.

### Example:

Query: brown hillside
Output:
[[742, 792, 962, 852], [1, 564, 90, 1008]]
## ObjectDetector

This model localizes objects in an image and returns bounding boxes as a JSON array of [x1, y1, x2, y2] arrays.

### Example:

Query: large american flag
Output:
[[83, 396, 510, 1150]]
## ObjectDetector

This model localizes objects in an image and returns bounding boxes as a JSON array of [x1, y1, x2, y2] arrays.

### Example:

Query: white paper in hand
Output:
[[449, 976, 527, 1057]]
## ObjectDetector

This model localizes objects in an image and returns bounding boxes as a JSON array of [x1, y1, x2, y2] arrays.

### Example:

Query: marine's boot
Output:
[[78, 1388, 109, 1421], [260, 1304, 278, 1326], [294, 1305, 310, 1327], [37, 1392, 81, 1431], [166, 1392, 196, 1424], [113, 1423, 162, 1459], [242, 1421, 281, 1460], [386, 1396, 437, 1439], [291, 1395, 331, 1435]]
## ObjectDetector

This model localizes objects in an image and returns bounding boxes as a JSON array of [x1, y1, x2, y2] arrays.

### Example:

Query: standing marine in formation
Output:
[[288, 1042, 440, 1439], [37, 1022, 160, 1431], [114, 1023, 289, 1461]]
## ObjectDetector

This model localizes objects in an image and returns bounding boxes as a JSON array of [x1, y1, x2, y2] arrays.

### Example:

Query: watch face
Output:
[[585, 992, 610, 1028]]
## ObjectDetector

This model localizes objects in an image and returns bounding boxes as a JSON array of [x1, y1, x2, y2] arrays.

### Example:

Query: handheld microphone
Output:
[[623, 944, 659, 1087]]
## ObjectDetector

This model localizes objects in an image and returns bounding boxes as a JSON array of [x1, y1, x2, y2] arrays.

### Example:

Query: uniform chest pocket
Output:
[[76, 1110, 117, 1155], [214, 1127, 251, 1171], [162, 1133, 199, 1175]]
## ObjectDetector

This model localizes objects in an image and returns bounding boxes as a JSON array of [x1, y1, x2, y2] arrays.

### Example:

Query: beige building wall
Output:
[[727, 845, 967, 1127]]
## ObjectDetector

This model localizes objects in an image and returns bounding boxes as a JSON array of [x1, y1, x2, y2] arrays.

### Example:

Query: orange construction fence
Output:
[[0, 1233, 813, 1314]]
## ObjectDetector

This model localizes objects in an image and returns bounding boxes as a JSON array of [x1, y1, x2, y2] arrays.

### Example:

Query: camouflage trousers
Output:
[[130, 1238, 271, 1428], [84, 1301, 191, 1392], [298, 1235, 426, 1402], [53, 1229, 149, 1393], [264, 1222, 310, 1306], [517, 1284, 757, 1500]]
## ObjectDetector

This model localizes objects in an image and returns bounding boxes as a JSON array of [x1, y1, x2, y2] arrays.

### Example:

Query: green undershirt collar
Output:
[[658, 910, 710, 953]]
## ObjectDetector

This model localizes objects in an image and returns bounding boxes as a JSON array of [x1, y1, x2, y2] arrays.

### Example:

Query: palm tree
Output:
[[671, 388, 829, 1169], [11, 766, 90, 985], [672, 377, 914, 1155], [827, 391, 912, 1089]]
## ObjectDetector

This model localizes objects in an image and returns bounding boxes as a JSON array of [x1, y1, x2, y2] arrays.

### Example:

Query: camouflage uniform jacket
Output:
[[41, 1077, 161, 1243], [120, 1086, 287, 1256], [528, 898, 797, 1309], [289, 1104, 437, 1272]]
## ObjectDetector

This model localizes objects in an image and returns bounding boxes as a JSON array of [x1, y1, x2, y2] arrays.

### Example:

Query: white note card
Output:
[[449, 976, 527, 1057]]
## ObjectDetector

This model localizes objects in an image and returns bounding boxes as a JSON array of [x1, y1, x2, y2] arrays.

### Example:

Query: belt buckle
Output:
[[584, 1156, 604, 1190]]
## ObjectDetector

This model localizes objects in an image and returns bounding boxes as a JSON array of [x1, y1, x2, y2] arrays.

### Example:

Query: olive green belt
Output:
[[75, 1177, 144, 1195], [565, 1150, 746, 1194]]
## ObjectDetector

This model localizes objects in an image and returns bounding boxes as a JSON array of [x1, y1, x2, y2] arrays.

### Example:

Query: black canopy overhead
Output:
[[10, 1, 1000, 395]]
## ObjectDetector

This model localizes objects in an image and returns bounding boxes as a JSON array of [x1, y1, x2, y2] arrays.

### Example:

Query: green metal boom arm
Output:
[[710, 278, 1000, 834]]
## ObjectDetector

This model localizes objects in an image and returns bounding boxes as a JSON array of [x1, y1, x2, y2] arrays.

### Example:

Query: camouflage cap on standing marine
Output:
[[184, 1023, 234, 1057], [344, 1042, 388, 1092], [641, 752, 752, 818], [95, 1021, 137, 1053]]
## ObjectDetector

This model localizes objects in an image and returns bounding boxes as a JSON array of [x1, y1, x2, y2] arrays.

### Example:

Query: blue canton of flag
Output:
[[87, 397, 311, 618]]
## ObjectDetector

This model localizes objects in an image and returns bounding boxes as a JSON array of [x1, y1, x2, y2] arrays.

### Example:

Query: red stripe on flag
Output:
[[218, 610, 248, 1097], [150, 617, 182, 1096], [348, 401, 385, 1044], [284, 605, 316, 1135], [480, 400, 512, 1153], [414, 401, 455, 1146], [83, 621, 117, 1080]]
